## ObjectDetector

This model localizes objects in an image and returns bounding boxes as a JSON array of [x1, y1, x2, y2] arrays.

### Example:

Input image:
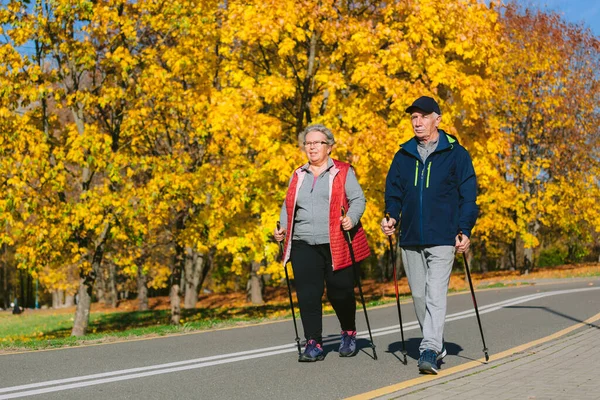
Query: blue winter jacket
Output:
[[385, 129, 478, 246]]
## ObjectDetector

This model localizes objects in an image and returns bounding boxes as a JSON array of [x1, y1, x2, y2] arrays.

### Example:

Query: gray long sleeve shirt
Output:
[[279, 158, 366, 245]]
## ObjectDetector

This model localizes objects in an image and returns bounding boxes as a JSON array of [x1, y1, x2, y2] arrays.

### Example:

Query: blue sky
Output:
[[521, 0, 600, 36]]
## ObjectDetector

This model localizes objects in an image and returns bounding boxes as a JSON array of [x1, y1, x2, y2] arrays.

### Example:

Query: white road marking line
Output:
[[1, 286, 598, 399]]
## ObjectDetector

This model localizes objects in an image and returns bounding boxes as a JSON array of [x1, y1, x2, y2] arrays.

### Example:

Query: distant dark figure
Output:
[[12, 298, 22, 315]]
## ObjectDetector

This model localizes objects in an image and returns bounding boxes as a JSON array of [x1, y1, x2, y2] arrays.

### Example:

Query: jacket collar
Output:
[[400, 129, 456, 159], [299, 157, 335, 175]]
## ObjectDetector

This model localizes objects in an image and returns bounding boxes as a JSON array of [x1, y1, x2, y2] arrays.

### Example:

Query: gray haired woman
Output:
[[274, 124, 371, 362]]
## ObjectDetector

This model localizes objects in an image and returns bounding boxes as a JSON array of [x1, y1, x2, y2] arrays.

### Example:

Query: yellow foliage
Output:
[[0, 0, 597, 301]]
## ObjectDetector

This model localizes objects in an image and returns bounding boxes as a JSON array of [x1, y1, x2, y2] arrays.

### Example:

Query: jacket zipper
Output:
[[418, 160, 432, 243], [419, 160, 424, 243]]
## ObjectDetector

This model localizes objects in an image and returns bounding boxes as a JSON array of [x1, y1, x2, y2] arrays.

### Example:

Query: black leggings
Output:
[[290, 240, 356, 344]]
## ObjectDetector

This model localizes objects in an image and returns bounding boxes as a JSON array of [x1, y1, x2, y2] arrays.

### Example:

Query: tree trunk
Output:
[[26, 273, 33, 309], [72, 275, 93, 336], [169, 245, 183, 325], [106, 262, 118, 308], [478, 244, 489, 273], [2, 249, 9, 309], [198, 247, 215, 291], [56, 289, 65, 308], [512, 236, 525, 271], [466, 250, 474, 272], [137, 262, 149, 311], [64, 294, 75, 307], [395, 241, 404, 278], [295, 30, 318, 133], [523, 247, 533, 274], [169, 277, 181, 325], [183, 247, 205, 309], [95, 269, 106, 304], [462, 250, 476, 288], [19, 269, 25, 310], [376, 252, 389, 283], [71, 223, 110, 337], [246, 261, 264, 305]]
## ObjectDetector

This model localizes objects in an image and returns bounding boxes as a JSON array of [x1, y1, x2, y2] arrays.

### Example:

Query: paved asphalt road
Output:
[[1, 277, 599, 399]]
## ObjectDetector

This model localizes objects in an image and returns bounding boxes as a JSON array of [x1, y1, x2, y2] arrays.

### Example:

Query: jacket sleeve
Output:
[[384, 151, 404, 221], [279, 172, 295, 230], [457, 148, 479, 238]]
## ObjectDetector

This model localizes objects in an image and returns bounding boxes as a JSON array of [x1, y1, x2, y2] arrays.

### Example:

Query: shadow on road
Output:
[[505, 305, 600, 329], [318, 337, 378, 360], [385, 338, 464, 365]]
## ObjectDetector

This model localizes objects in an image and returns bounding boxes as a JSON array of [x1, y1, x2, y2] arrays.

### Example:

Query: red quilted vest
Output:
[[282, 159, 370, 271]]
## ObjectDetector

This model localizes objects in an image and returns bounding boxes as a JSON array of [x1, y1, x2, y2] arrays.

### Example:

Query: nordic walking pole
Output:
[[459, 232, 489, 362], [341, 206, 377, 360], [277, 221, 302, 356], [386, 213, 407, 364]]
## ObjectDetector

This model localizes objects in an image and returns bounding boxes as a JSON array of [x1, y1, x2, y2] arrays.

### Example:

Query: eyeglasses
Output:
[[303, 141, 329, 147]]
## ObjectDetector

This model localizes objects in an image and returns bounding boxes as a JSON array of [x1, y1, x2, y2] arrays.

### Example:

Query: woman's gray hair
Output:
[[298, 124, 336, 147]]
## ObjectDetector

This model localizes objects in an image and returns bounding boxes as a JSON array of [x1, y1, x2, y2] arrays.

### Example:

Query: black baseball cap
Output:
[[405, 96, 441, 115]]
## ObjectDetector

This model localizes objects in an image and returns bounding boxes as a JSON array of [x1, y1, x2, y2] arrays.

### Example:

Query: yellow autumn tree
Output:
[[218, 0, 502, 284], [476, 3, 600, 270], [0, 0, 167, 333], [1, 0, 597, 323]]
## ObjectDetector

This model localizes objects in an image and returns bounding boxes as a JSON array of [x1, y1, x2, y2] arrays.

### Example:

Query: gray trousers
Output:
[[401, 245, 455, 354]]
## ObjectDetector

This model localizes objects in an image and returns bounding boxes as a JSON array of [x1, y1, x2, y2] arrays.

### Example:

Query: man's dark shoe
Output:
[[338, 331, 357, 357], [298, 339, 324, 362], [418, 349, 439, 374]]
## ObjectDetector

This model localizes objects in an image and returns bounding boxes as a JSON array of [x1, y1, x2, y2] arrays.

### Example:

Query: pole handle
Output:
[[341, 206, 352, 244], [276, 221, 284, 262], [385, 213, 396, 231]]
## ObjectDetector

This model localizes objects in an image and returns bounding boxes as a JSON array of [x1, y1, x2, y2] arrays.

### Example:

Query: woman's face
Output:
[[304, 130, 331, 165]]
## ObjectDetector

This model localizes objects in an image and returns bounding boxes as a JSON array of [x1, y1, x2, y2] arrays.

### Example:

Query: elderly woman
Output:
[[274, 124, 370, 362]]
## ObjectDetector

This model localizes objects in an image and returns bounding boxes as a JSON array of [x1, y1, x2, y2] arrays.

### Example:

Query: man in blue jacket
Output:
[[381, 96, 478, 374]]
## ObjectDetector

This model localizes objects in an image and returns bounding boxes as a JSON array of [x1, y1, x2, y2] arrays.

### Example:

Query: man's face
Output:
[[410, 110, 441, 142]]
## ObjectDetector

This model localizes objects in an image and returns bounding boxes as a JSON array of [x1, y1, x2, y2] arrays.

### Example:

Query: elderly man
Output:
[[381, 96, 478, 374]]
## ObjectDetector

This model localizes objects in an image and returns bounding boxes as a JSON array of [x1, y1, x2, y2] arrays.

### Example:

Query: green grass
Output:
[[0, 304, 295, 351], [0, 295, 412, 352], [479, 282, 521, 289]]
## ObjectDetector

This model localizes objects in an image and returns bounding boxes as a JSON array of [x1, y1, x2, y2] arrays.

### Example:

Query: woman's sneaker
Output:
[[298, 339, 324, 362], [418, 349, 439, 374], [338, 331, 357, 357]]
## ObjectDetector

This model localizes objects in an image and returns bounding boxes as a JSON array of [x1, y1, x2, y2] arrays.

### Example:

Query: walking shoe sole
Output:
[[339, 350, 357, 357], [418, 362, 438, 375], [298, 354, 324, 362]]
